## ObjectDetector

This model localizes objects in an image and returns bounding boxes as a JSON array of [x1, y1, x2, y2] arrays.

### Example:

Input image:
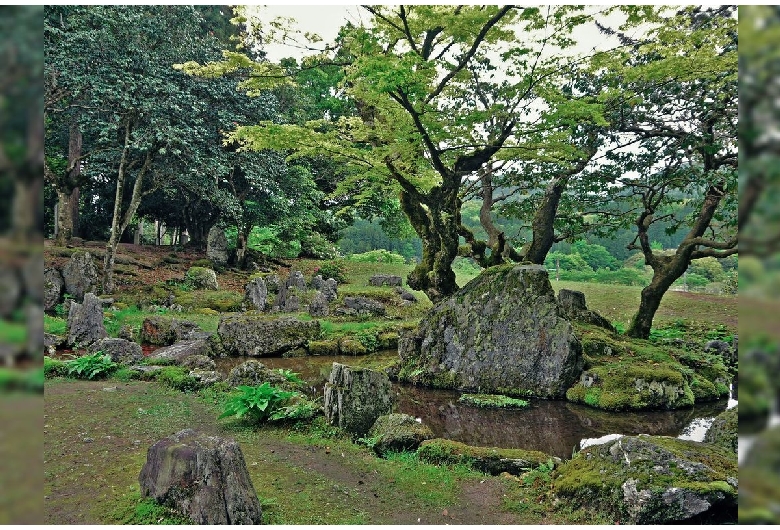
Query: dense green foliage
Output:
[[65, 352, 118, 380], [219, 383, 299, 423]]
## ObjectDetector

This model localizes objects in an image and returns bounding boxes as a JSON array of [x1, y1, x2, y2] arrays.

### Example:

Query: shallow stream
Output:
[[215, 351, 735, 460]]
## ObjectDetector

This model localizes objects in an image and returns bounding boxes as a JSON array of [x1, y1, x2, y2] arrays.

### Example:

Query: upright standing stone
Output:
[[44, 267, 65, 312], [67, 292, 107, 347], [139, 429, 262, 525], [206, 226, 229, 267], [324, 363, 393, 436], [62, 251, 99, 302], [321, 278, 338, 302], [244, 276, 268, 311], [0, 268, 20, 319], [397, 265, 582, 398], [308, 290, 329, 317]]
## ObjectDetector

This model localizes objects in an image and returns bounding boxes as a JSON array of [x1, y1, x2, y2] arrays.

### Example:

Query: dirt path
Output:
[[44, 379, 524, 525]]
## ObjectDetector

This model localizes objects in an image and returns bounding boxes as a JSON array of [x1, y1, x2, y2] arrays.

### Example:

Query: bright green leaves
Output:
[[175, 50, 292, 95], [218, 383, 299, 423], [65, 352, 118, 380]]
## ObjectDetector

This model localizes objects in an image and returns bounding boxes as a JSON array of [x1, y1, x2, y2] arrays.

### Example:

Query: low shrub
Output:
[[155, 366, 199, 392], [44, 356, 68, 378], [66, 352, 118, 380], [346, 249, 405, 264], [219, 383, 299, 423], [458, 393, 530, 409]]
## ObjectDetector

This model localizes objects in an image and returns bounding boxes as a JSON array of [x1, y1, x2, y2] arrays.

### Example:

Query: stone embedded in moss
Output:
[[367, 413, 434, 455], [185, 267, 219, 291], [307, 340, 340, 356], [553, 435, 737, 524], [704, 406, 737, 453], [217, 315, 320, 357], [338, 338, 368, 356], [397, 265, 583, 398], [417, 438, 554, 476]]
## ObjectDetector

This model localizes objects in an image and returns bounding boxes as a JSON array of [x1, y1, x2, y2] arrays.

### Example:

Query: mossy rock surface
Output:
[[554, 435, 737, 524], [185, 266, 219, 290], [367, 413, 434, 455], [566, 324, 730, 411], [338, 338, 368, 356], [308, 339, 340, 356], [417, 438, 554, 476], [217, 315, 320, 357], [703, 406, 737, 453], [398, 265, 582, 398]]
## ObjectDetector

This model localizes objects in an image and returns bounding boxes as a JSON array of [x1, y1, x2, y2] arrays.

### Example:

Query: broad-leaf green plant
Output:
[[219, 383, 298, 423], [66, 352, 117, 380]]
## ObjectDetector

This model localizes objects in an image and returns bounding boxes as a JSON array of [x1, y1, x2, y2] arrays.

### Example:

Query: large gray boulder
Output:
[[87, 337, 143, 365], [62, 251, 99, 302], [66, 292, 107, 347], [324, 363, 393, 437], [140, 317, 203, 346], [217, 315, 320, 357], [397, 265, 583, 398], [308, 291, 329, 317], [147, 340, 212, 365], [139, 429, 262, 525], [227, 360, 298, 391], [554, 435, 737, 524], [340, 296, 385, 316], [206, 226, 229, 267], [368, 413, 434, 455], [44, 267, 65, 312], [244, 276, 267, 311]]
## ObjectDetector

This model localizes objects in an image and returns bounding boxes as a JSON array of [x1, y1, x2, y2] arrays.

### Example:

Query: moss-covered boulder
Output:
[[397, 265, 582, 398], [417, 438, 554, 476], [703, 406, 737, 453], [323, 363, 393, 437], [740, 425, 780, 524], [185, 267, 219, 291], [367, 413, 434, 455], [217, 316, 320, 357], [566, 324, 730, 411], [307, 339, 340, 356], [554, 435, 737, 524], [87, 337, 143, 365]]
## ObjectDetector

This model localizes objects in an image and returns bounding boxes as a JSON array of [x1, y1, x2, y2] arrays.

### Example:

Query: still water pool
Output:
[[215, 352, 734, 459]]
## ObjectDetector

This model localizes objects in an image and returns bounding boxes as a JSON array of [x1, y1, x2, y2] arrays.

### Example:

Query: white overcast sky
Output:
[[250, 5, 633, 63]]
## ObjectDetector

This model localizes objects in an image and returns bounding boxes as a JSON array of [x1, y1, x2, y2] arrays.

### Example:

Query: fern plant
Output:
[[66, 352, 117, 380], [276, 368, 304, 384], [219, 383, 298, 423]]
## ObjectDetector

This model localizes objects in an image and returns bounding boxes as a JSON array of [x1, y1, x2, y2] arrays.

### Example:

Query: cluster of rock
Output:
[[554, 432, 737, 524], [242, 270, 338, 317]]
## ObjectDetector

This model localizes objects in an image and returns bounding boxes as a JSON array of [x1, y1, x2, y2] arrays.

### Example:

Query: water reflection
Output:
[[214, 353, 732, 460]]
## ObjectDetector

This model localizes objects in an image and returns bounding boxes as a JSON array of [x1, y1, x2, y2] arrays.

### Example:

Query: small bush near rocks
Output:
[[219, 383, 303, 423], [155, 366, 199, 392], [313, 260, 347, 284], [458, 393, 530, 409], [44, 356, 68, 378], [66, 352, 118, 380]]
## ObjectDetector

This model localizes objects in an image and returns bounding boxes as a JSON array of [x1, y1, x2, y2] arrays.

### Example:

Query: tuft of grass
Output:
[[458, 393, 530, 409]]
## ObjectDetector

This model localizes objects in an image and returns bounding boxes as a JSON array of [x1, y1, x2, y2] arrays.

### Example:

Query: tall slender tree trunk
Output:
[[55, 121, 82, 245], [103, 123, 151, 293]]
